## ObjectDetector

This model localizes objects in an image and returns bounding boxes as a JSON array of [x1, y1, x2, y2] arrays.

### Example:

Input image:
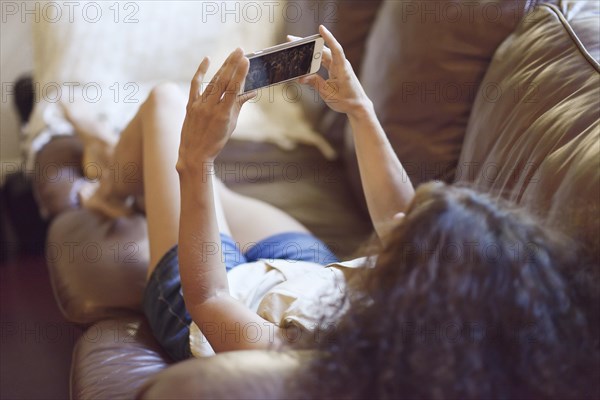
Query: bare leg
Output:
[[115, 84, 232, 276], [139, 85, 185, 273], [61, 103, 118, 178], [64, 100, 145, 217], [68, 83, 230, 276], [215, 179, 310, 249]]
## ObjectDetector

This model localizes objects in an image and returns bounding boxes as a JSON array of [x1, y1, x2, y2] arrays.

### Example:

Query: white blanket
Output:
[[24, 1, 335, 168]]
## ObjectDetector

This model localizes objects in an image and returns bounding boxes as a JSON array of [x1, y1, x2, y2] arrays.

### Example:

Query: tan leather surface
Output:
[[456, 1, 599, 252], [552, 0, 600, 61], [46, 210, 150, 324], [71, 317, 170, 400], [344, 0, 534, 204], [32, 135, 84, 219], [137, 349, 313, 399]]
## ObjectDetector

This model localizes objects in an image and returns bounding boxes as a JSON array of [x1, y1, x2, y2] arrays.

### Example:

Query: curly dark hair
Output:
[[296, 183, 599, 399]]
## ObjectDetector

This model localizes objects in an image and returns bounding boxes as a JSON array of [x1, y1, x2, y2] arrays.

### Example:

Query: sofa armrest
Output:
[[32, 135, 84, 219], [46, 209, 149, 324], [137, 349, 314, 399], [71, 317, 171, 400]]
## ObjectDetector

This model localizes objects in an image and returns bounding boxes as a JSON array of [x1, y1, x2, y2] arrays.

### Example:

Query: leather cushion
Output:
[[455, 1, 600, 252], [137, 349, 314, 399], [46, 210, 150, 324], [344, 0, 533, 207], [32, 135, 84, 219], [71, 317, 171, 399]]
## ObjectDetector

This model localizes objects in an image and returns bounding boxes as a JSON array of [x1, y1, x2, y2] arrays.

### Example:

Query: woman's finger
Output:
[[319, 25, 345, 65], [317, 77, 339, 102], [286, 34, 302, 42], [393, 212, 406, 221], [208, 50, 234, 86], [320, 46, 333, 71], [299, 74, 331, 100], [203, 48, 243, 104], [217, 50, 245, 103], [222, 56, 250, 107], [298, 74, 317, 88], [189, 57, 210, 105], [238, 89, 258, 106]]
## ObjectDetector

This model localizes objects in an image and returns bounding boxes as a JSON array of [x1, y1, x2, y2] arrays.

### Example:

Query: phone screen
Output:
[[244, 41, 315, 92]]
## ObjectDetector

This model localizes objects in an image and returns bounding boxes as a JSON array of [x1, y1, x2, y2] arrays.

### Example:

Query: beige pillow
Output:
[[456, 1, 600, 250]]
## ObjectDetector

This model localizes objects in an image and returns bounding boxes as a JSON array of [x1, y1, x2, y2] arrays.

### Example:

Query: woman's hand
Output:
[[177, 49, 256, 174], [289, 25, 372, 116], [291, 27, 415, 239]]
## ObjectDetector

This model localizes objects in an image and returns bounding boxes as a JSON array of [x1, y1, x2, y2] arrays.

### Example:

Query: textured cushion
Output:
[[71, 317, 171, 399], [32, 135, 84, 219], [344, 0, 534, 207], [456, 1, 600, 252], [138, 349, 313, 399], [46, 210, 150, 324]]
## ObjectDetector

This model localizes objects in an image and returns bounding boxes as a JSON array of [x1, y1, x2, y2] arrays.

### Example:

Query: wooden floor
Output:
[[1, 253, 81, 399]]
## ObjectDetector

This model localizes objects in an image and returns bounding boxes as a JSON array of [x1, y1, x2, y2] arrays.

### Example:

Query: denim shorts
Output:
[[142, 232, 339, 361]]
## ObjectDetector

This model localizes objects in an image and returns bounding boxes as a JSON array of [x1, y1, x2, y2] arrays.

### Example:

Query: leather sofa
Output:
[[33, 1, 598, 398]]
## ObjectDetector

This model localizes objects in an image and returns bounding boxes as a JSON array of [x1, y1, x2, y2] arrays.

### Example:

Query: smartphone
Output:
[[241, 34, 324, 94]]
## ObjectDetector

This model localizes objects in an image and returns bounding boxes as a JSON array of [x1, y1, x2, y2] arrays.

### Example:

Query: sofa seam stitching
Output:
[[540, 2, 600, 73]]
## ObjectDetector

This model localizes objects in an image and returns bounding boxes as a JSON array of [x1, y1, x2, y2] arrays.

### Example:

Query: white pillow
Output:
[[24, 1, 335, 168]]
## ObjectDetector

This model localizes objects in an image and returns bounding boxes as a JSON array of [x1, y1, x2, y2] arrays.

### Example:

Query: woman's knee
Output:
[[143, 82, 186, 114]]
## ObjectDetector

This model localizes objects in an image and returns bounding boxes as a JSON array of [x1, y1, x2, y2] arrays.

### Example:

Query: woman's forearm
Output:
[[298, 26, 414, 239], [347, 102, 415, 238], [177, 165, 283, 352], [177, 165, 229, 306]]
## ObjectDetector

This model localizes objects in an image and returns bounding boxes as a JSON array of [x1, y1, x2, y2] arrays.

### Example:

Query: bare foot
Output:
[[61, 102, 118, 179], [77, 179, 135, 219]]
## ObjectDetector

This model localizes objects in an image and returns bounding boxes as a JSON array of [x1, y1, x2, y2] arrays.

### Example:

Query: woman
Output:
[[300, 181, 598, 399], [73, 25, 597, 398]]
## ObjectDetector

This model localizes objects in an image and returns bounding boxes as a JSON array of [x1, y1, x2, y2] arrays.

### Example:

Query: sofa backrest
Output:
[[334, 0, 535, 209], [456, 0, 600, 254]]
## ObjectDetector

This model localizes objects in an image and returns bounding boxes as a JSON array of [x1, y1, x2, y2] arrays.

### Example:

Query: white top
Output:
[[189, 257, 370, 357]]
